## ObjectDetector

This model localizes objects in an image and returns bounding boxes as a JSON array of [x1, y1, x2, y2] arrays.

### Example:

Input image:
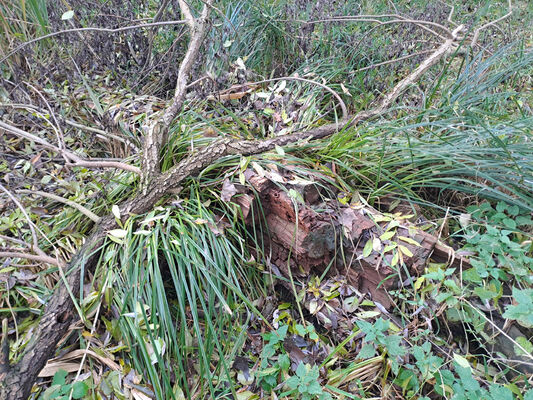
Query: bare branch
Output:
[[351, 24, 464, 124], [471, 0, 513, 48], [177, 0, 195, 29], [0, 120, 141, 174], [17, 190, 101, 224], [303, 15, 452, 40], [0, 20, 187, 64], [0, 252, 61, 267], [141, 0, 214, 186]]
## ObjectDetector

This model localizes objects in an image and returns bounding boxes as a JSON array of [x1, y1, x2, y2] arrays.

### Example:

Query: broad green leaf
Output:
[[380, 230, 395, 241]]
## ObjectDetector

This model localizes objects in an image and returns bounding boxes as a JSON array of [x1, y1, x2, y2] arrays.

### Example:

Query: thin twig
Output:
[[0, 252, 61, 267], [17, 190, 101, 223], [0, 120, 141, 174], [352, 49, 435, 73], [0, 20, 187, 64], [0, 102, 138, 149], [0, 184, 41, 256], [302, 15, 452, 40], [23, 82, 66, 152], [471, 0, 513, 47], [216, 76, 348, 122]]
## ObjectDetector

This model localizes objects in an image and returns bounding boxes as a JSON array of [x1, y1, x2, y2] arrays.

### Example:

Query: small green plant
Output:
[[40, 370, 89, 400], [461, 201, 533, 286], [282, 363, 332, 400], [356, 317, 406, 373], [502, 287, 533, 329], [256, 324, 291, 391]]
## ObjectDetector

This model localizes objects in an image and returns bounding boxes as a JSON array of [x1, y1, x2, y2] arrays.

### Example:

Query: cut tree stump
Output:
[[237, 171, 470, 309]]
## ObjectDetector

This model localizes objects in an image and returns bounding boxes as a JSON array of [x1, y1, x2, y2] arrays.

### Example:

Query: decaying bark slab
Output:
[[242, 174, 470, 309]]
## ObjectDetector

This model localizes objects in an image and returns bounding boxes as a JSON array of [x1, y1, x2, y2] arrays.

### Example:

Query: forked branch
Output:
[[0, 7, 468, 400]]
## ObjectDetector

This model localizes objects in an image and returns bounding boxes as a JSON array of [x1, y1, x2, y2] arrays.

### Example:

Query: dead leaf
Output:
[[220, 179, 237, 202]]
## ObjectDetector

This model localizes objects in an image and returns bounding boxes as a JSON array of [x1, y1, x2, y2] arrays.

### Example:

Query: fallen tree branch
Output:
[[0, 15, 463, 400], [141, 0, 214, 186], [0, 252, 61, 268], [0, 120, 141, 174]]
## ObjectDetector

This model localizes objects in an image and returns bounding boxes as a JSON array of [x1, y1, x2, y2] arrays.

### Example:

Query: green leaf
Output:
[[514, 336, 533, 356], [296, 362, 308, 377], [398, 245, 413, 258], [358, 343, 375, 358], [71, 381, 89, 399], [278, 354, 290, 371], [398, 236, 421, 246], [362, 238, 373, 257], [286, 376, 299, 389], [502, 218, 516, 229], [380, 230, 395, 241], [42, 385, 62, 400], [52, 370, 68, 387]]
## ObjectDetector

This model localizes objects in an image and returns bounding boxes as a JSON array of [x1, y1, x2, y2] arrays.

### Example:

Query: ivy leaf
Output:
[[72, 381, 89, 399], [52, 369, 68, 386]]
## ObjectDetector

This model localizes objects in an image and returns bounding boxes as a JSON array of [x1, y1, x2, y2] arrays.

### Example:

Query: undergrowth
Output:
[[1, 1, 532, 399]]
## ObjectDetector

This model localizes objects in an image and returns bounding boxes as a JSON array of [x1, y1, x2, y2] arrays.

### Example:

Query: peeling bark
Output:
[[243, 174, 470, 309]]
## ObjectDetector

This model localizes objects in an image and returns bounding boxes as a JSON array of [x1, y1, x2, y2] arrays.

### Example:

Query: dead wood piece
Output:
[[242, 177, 469, 309]]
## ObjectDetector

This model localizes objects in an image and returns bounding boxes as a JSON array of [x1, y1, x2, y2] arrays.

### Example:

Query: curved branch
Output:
[[141, 0, 214, 186], [471, 0, 512, 47], [17, 190, 101, 224], [0, 20, 187, 64], [216, 76, 348, 122], [0, 120, 141, 174]]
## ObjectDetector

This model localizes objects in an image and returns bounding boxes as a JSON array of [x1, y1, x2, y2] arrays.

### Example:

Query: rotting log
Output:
[[240, 173, 470, 309]]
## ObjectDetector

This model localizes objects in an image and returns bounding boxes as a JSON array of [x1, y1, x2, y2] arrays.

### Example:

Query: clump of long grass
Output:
[[319, 45, 533, 212], [100, 190, 263, 398]]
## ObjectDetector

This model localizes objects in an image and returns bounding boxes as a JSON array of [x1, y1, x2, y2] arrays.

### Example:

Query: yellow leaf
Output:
[[380, 230, 395, 241], [362, 238, 373, 257], [398, 236, 421, 246], [414, 276, 425, 290], [398, 245, 413, 258]]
